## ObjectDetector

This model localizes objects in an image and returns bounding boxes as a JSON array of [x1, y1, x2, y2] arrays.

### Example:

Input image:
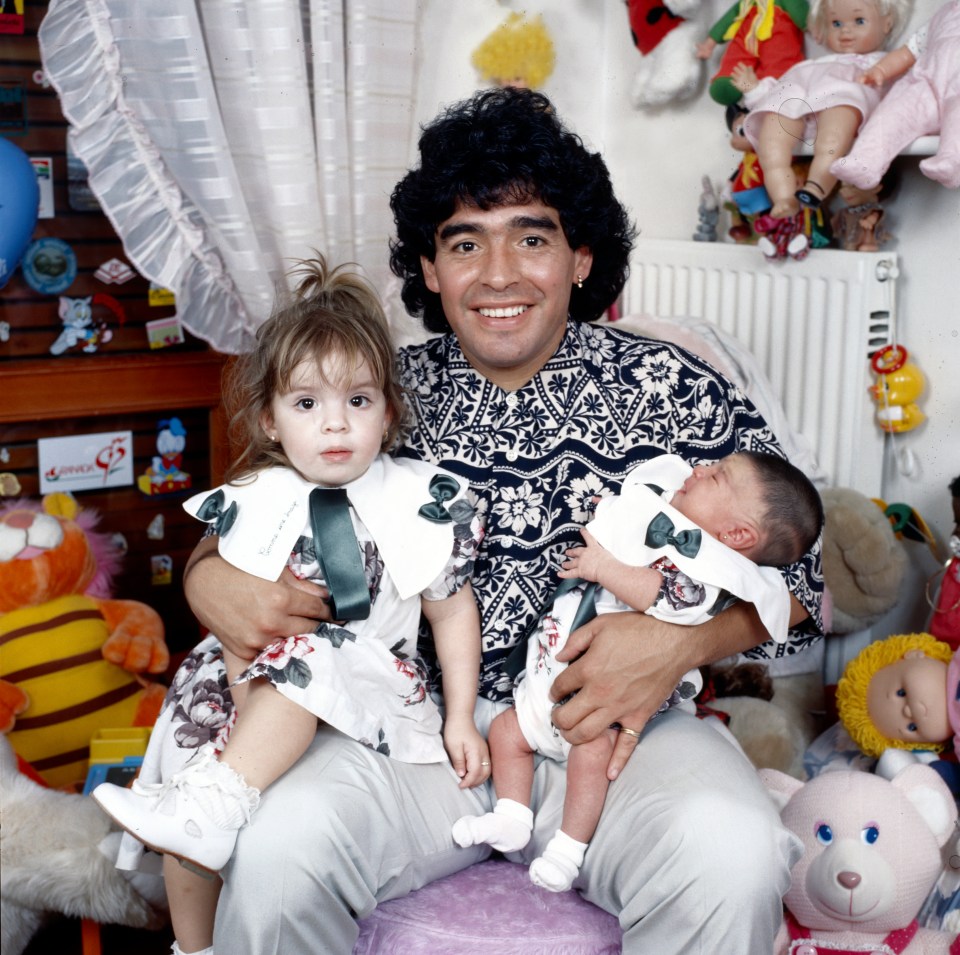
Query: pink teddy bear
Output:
[[832, 0, 960, 190]]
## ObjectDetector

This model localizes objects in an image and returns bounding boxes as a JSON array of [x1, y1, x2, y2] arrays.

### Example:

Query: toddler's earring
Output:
[[576, 275, 584, 290]]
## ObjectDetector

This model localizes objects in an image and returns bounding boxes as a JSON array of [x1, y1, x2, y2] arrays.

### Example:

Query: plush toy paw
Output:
[[0, 680, 29, 734], [100, 601, 169, 673]]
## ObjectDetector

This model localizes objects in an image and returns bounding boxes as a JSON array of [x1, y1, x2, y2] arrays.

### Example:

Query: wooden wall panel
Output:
[[1, 6, 231, 665]]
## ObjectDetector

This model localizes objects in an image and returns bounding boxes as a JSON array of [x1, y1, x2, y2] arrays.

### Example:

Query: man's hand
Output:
[[184, 538, 331, 661], [549, 611, 691, 780]]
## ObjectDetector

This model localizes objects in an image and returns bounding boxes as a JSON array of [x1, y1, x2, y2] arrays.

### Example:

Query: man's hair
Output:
[[389, 87, 636, 334], [223, 255, 406, 483], [739, 451, 824, 566]]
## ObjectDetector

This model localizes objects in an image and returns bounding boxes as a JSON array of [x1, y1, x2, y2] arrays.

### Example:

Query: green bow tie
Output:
[[644, 511, 702, 559], [417, 473, 461, 524], [196, 489, 238, 537], [309, 487, 370, 621]]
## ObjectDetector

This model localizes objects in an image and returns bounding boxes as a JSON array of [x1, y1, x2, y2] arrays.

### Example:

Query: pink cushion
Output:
[[354, 859, 622, 954]]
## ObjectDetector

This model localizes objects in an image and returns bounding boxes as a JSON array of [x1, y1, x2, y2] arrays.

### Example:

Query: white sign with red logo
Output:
[[39, 431, 134, 493]]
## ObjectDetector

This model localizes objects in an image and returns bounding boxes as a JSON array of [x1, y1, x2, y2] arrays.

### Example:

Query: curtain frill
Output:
[[39, 0, 262, 354], [38, 0, 420, 355]]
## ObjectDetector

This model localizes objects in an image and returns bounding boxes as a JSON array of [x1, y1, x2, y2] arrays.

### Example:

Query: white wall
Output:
[[413, 0, 960, 630]]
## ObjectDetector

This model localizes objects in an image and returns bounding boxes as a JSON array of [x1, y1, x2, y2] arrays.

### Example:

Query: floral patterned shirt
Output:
[[397, 321, 823, 702]]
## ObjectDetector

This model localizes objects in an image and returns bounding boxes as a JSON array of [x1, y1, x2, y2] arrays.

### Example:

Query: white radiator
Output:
[[620, 238, 897, 496]]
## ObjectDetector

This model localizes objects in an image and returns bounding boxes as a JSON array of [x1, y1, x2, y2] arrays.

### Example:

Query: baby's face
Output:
[[671, 454, 757, 536], [866, 650, 951, 744]]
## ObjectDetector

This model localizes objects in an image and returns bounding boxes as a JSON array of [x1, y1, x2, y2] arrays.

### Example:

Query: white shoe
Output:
[[93, 747, 259, 875]]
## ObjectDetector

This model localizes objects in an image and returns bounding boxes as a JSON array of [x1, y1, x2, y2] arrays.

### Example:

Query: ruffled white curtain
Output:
[[38, 0, 420, 354]]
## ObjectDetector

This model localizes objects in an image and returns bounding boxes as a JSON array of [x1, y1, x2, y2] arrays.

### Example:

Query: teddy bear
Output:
[[762, 764, 960, 953], [626, 0, 706, 108], [0, 494, 169, 789], [820, 486, 908, 635], [0, 735, 168, 955]]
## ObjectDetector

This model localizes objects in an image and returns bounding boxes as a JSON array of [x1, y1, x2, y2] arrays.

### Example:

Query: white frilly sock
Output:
[[451, 798, 533, 852], [529, 828, 588, 892], [171, 942, 214, 955]]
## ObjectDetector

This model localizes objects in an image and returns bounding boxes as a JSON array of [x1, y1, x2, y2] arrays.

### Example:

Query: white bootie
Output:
[[451, 798, 533, 852], [93, 745, 259, 875], [529, 829, 588, 892]]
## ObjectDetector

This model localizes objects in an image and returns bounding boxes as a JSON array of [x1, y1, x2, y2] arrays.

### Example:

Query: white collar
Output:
[[183, 456, 467, 599]]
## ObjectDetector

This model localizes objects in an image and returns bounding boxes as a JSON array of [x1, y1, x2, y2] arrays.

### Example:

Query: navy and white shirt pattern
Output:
[[398, 321, 823, 702]]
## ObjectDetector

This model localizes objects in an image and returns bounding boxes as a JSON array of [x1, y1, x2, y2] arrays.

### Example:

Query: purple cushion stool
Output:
[[353, 859, 622, 954]]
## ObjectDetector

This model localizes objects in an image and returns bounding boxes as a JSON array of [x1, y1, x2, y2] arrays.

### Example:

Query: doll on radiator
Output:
[[832, 0, 960, 190], [830, 169, 897, 249], [732, 0, 910, 218]]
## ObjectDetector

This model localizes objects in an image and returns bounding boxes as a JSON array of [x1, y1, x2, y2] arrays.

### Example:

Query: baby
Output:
[[453, 451, 823, 891]]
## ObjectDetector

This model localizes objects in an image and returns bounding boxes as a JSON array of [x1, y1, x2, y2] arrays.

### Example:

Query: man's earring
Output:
[[576, 275, 584, 290]]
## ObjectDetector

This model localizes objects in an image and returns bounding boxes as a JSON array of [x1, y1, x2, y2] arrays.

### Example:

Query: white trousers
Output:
[[212, 703, 801, 954]]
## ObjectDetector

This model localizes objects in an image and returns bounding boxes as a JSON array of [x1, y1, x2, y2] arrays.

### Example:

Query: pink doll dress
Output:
[[743, 51, 887, 148], [831, 1, 960, 189]]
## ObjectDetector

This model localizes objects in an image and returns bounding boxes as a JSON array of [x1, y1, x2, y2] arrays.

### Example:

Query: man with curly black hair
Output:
[[183, 87, 821, 954]]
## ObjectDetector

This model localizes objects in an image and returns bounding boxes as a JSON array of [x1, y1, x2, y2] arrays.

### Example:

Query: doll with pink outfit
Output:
[[832, 1, 960, 190], [732, 0, 910, 218]]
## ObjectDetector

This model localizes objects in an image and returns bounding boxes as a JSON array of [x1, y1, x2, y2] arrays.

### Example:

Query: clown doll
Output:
[[696, 0, 810, 105]]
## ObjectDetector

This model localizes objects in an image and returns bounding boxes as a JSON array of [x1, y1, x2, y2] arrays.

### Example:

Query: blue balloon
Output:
[[0, 136, 41, 290]]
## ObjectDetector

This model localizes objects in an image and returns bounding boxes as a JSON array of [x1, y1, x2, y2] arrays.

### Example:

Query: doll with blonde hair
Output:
[[836, 632, 956, 759], [471, 12, 555, 90], [831, 0, 960, 191], [733, 0, 910, 217]]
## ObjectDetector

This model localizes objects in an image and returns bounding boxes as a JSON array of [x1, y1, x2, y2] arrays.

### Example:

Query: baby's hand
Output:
[[731, 63, 759, 93], [559, 527, 609, 583], [443, 714, 491, 789], [858, 65, 886, 87]]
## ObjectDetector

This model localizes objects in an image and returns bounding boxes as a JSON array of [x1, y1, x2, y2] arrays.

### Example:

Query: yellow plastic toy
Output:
[[869, 343, 926, 434]]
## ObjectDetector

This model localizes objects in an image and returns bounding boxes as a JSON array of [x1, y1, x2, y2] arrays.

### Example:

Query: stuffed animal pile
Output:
[[707, 486, 908, 778], [0, 494, 169, 788], [763, 764, 960, 953], [0, 494, 172, 952]]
